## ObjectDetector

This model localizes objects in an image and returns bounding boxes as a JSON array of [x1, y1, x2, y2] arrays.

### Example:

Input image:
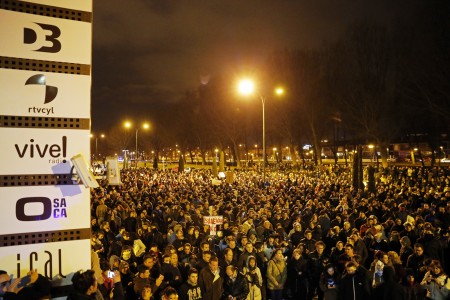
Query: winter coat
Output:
[[338, 269, 371, 300], [266, 258, 287, 290], [198, 268, 224, 300], [371, 266, 406, 300], [223, 272, 250, 300], [319, 272, 339, 300], [243, 267, 263, 300]]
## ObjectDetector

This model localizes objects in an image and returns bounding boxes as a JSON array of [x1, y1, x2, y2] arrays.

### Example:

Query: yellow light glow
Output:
[[124, 121, 132, 128], [275, 87, 284, 95], [238, 79, 255, 95]]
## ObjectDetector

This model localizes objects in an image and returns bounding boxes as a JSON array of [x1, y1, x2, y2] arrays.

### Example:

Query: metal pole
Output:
[[262, 96, 266, 183], [95, 138, 98, 161], [135, 129, 139, 168]]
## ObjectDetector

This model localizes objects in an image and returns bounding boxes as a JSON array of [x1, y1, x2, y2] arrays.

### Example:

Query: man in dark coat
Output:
[[406, 243, 428, 279], [198, 256, 224, 300], [223, 266, 249, 300], [338, 261, 371, 300], [307, 241, 328, 300]]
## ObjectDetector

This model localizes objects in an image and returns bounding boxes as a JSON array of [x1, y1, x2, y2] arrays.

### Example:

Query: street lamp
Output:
[[124, 121, 150, 167], [238, 78, 284, 183], [90, 133, 105, 160]]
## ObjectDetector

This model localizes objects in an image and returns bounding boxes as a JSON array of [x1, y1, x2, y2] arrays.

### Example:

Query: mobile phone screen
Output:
[[17, 275, 31, 288]]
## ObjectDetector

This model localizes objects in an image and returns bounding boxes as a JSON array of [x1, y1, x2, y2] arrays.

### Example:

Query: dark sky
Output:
[[91, 0, 414, 131]]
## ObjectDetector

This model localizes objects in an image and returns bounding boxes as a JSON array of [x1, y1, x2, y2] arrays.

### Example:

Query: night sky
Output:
[[91, 0, 417, 131]]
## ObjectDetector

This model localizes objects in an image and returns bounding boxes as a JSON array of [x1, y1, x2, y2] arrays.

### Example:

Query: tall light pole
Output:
[[90, 133, 105, 161], [238, 79, 284, 183], [124, 121, 150, 167]]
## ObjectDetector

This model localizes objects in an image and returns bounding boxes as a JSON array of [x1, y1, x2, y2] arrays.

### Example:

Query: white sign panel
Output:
[[0, 240, 91, 279], [0, 186, 89, 235], [0, 10, 91, 64], [203, 216, 224, 226], [0, 128, 90, 174], [19, 0, 93, 12], [0, 69, 91, 118], [106, 156, 121, 185]]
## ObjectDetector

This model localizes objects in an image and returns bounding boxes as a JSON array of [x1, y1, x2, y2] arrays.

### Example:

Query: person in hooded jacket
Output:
[[371, 266, 406, 300], [369, 260, 384, 289], [242, 256, 263, 300]]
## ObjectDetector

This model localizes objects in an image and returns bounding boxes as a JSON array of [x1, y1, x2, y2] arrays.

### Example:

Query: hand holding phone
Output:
[[16, 275, 31, 289]]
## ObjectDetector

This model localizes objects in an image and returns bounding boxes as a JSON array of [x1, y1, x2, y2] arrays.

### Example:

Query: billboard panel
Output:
[[18, 0, 93, 12], [0, 69, 90, 118], [0, 10, 91, 64], [0, 128, 90, 174], [0, 186, 89, 235], [0, 239, 91, 279]]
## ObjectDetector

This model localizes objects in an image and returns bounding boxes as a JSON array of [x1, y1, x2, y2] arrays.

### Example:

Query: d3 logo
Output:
[[24, 23, 62, 53], [25, 74, 58, 104]]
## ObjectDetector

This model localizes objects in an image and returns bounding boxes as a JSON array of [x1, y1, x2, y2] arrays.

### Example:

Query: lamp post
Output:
[[90, 133, 105, 161], [124, 121, 150, 167], [238, 79, 284, 183]]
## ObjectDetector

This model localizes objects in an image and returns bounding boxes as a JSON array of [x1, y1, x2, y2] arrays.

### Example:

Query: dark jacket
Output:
[[223, 272, 249, 300], [67, 289, 104, 300], [198, 267, 224, 300], [3, 274, 52, 300], [371, 266, 406, 300], [338, 269, 371, 300]]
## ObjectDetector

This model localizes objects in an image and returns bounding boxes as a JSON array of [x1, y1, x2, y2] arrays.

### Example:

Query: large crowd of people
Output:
[[2, 164, 450, 300]]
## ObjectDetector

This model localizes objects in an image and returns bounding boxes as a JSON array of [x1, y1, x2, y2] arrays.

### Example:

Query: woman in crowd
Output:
[[266, 248, 287, 300], [242, 256, 263, 300], [420, 260, 450, 300], [319, 264, 339, 300]]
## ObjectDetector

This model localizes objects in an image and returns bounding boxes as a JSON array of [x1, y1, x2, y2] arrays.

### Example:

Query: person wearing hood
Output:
[[370, 260, 384, 289], [179, 268, 202, 300], [109, 255, 121, 271], [371, 266, 406, 300], [242, 256, 263, 300], [420, 260, 450, 300]]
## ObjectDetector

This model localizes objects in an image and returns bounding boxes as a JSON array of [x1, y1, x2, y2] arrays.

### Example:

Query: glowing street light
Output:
[[90, 133, 105, 160], [237, 78, 284, 183], [124, 121, 150, 167]]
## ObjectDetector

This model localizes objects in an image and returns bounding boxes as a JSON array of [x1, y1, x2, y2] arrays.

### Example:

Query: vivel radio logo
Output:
[[14, 136, 68, 164], [25, 74, 58, 115]]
